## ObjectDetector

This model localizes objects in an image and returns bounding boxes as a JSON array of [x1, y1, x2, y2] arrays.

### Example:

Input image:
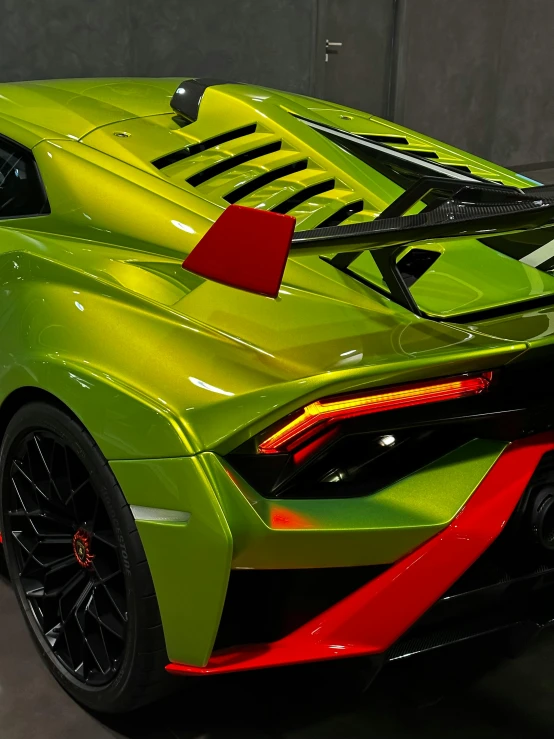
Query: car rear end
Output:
[[158, 323, 554, 677]]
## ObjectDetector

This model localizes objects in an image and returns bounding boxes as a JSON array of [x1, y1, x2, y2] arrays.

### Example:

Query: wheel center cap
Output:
[[72, 528, 94, 568]]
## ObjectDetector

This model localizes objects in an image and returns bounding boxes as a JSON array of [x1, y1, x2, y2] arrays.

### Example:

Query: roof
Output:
[[0, 77, 182, 144]]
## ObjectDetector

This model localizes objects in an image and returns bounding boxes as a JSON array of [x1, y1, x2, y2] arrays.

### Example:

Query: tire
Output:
[[0, 402, 171, 713]]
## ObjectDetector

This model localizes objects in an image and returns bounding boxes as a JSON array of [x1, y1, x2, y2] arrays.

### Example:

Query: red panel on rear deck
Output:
[[182, 205, 295, 298]]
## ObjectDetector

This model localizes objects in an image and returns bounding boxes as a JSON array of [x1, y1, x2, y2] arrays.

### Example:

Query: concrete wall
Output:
[[1, 0, 553, 167], [393, 0, 554, 167], [0, 0, 318, 94]]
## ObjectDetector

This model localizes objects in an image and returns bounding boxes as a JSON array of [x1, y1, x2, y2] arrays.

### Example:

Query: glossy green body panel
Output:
[[199, 440, 507, 568], [110, 439, 505, 664], [0, 78, 552, 666], [110, 456, 232, 666], [0, 78, 179, 141]]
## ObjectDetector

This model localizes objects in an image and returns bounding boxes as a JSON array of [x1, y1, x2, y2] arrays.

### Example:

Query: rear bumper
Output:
[[167, 432, 554, 676]]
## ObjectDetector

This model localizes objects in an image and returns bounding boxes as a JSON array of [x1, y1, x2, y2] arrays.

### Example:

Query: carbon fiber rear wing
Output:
[[183, 180, 554, 316]]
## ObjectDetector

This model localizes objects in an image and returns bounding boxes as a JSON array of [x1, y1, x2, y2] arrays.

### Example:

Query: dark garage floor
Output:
[[1, 553, 554, 739]]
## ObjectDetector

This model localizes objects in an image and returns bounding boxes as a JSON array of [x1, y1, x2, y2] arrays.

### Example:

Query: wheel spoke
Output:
[[9, 508, 73, 537], [88, 597, 125, 641], [13, 460, 50, 505], [12, 533, 40, 576], [87, 595, 113, 670], [96, 578, 127, 623], [93, 530, 118, 549], [33, 434, 64, 505], [62, 626, 83, 673], [42, 554, 80, 585], [75, 597, 111, 676]]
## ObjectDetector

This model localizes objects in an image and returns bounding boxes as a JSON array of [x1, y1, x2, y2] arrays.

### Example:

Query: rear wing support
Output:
[[182, 182, 554, 316]]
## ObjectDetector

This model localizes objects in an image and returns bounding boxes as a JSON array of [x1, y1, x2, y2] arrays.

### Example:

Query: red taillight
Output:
[[258, 372, 493, 455]]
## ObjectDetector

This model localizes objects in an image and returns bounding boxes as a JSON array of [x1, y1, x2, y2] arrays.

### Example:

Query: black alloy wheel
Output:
[[6, 427, 127, 684], [0, 403, 170, 712]]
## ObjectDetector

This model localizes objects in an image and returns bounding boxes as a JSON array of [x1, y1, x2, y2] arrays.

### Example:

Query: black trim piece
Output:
[[270, 179, 335, 214], [170, 78, 230, 122], [323, 254, 421, 316], [187, 141, 282, 188], [445, 164, 473, 174], [224, 159, 309, 204], [378, 176, 457, 221], [398, 248, 441, 288], [409, 150, 440, 159], [379, 175, 476, 221], [231, 428, 465, 500], [359, 134, 410, 145], [317, 200, 364, 228], [216, 567, 388, 649], [372, 245, 421, 314], [152, 123, 257, 169]]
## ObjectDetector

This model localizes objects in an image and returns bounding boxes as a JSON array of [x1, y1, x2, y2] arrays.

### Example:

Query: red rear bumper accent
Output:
[[167, 433, 554, 676]]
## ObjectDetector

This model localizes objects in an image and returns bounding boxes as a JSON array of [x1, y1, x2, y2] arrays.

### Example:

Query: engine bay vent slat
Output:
[[152, 123, 258, 169], [224, 159, 310, 204], [317, 200, 365, 228], [271, 179, 336, 214], [187, 140, 283, 187]]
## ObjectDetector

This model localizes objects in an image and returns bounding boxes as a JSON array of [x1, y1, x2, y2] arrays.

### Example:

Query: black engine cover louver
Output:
[[152, 123, 258, 169]]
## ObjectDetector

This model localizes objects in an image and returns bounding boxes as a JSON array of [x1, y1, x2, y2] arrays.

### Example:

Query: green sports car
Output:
[[2, 77, 554, 713]]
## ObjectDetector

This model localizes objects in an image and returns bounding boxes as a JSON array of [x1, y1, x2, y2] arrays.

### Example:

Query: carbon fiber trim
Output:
[[292, 183, 554, 317], [291, 190, 554, 251]]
